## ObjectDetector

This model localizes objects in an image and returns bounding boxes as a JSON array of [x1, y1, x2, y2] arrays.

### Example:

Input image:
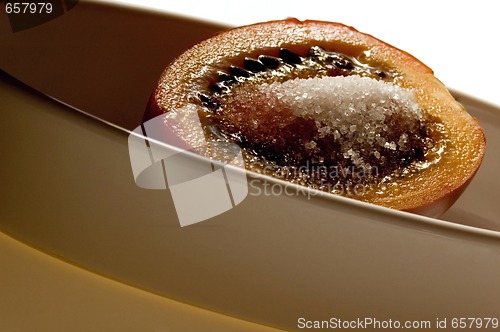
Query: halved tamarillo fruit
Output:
[[145, 19, 486, 218]]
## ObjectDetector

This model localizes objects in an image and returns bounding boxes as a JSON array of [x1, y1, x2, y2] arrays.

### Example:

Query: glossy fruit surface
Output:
[[146, 19, 486, 217]]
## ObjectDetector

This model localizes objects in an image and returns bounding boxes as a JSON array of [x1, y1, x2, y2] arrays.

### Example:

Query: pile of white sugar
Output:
[[258, 76, 424, 166]]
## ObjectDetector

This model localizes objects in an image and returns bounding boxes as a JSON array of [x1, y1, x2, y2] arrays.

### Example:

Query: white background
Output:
[[105, 0, 500, 107]]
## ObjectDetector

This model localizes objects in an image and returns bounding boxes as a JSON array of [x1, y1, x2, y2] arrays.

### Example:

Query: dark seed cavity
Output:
[[229, 65, 250, 78], [211, 81, 230, 94], [244, 58, 267, 73], [193, 45, 437, 198], [205, 46, 391, 100], [258, 55, 281, 69], [308, 46, 382, 77], [279, 48, 303, 65], [217, 71, 236, 82], [198, 92, 219, 109]]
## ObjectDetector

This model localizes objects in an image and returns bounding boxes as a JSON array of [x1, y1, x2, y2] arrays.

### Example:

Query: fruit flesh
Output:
[[211, 82, 448, 199], [199, 45, 442, 200], [147, 19, 486, 217]]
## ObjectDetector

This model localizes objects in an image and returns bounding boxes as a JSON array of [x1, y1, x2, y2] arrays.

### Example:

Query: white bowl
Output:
[[1, 2, 500, 331]]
